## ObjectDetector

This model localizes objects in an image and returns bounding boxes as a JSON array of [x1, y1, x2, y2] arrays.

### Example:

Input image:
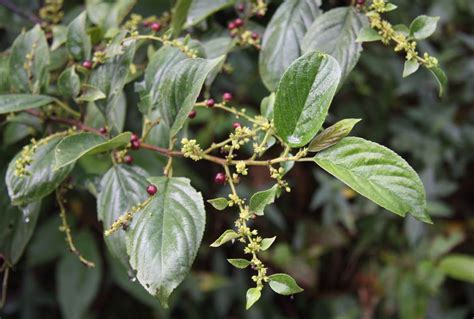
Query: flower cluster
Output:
[[39, 0, 64, 27], [104, 196, 154, 236], [181, 138, 203, 161]]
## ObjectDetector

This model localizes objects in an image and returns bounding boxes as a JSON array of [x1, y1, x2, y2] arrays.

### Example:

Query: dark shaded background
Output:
[[0, 0, 473, 318]]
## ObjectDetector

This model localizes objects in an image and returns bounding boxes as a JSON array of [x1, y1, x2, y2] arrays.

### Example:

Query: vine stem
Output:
[[0, 267, 9, 309]]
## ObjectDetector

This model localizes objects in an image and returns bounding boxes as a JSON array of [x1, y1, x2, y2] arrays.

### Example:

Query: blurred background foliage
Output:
[[0, 0, 473, 318]]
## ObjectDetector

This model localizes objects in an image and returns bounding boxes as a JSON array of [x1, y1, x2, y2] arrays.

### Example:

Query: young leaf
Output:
[[308, 118, 361, 152], [302, 7, 368, 82], [249, 185, 278, 216], [58, 66, 81, 98], [259, 0, 321, 91], [402, 60, 420, 78], [0, 94, 54, 114], [77, 85, 106, 102], [268, 273, 304, 295], [227, 258, 251, 269], [274, 51, 341, 147], [429, 66, 448, 97], [210, 229, 240, 247], [409, 15, 439, 40], [55, 132, 131, 169], [260, 237, 276, 251], [356, 26, 382, 42], [313, 137, 431, 223], [207, 197, 229, 210], [260, 93, 275, 120], [6, 136, 74, 206], [57, 231, 102, 319], [97, 165, 149, 268], [127, 177, 206, 307], [51, 25, 67, 51], [246, 287, 261, 310], [171, 0, 193, 37], [157, 56, 224, 137], [86, 0, 135, 31], [185, 0, 236, 28], [438, 254, 474, 283], [9, 25, 50, 94], [66, 12, 91, 61]]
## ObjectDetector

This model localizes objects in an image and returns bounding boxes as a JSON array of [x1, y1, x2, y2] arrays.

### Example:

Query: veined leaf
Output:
[[402, 60, 420, 78], [51, 25, 68, 51], [302, 7, 367, 82], [308, 118, 361, 152], [246, 287, 261, 309], [356, 26, 382, 42], [86, 0, 135, 31], [66, 12, 91, 61], [259, 0, 321, 91], [210, 229, 240, 247], [429, 66, 447, 97], [55, 132, 131, 169], [171, 0, 193, 37], [268, 273, 303, 295], [58, 66, 81, 98], [249, 185, 278, 216], [227, 258, 251, 269], [313, 137, 430, 223], [274, 51, 341, 147], [207, 197, 228, 210], [409, 15, 439, 40], [260, 237, 276, 251], [185, 0, 236, 28], [0, 94, 54, 114], [127, 177, 206, 307]]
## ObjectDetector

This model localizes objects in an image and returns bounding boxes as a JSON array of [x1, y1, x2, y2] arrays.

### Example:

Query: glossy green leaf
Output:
[[6, 135, 74, 206], [429, 66, 447, 97], [203, 37, 233, 88], [66, 12, 91, 61], [0, 55, 10, 93], [402, 59, 420, 78], [259, 0, 321, 91], [245, 287, 261, 309], [157, 56, 224, 137], [0, 94, 54, 114], [313, 137, 430, 223], [85, 92, 127, 133], [77, 85, 106, 102], [227, 258, 251, 269], [260, 93, 275, 120], [260, 236, 276, 251], [274, 51, 341, 147], [57, 231, 102, 319], [127, 177, 206, 307], [210, 229, 240, 247], [51, 25, 67, 51], [86, 0, 135, 31], [207, 197, 228, 210], [26, 216, 65, 267], [438, 254, 474, 283], [356, 26, 382, 42], [409, 15, 439, 40], [249, 185, 278, 216], [98, 165, 149, 268], [308, 118, 361, 152], [58, 66, 81, 98], [9, 25, 50, 93], [268, 273, 304, 295], [185, 0, 236, 27], [55, 132, 131, 169], [171, 0, 192, 37], [302, 7, 367, 82]]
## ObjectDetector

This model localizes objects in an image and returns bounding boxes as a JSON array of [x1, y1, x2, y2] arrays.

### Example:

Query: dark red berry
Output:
[[234, 18, 244, 27], [233, 122, 241, 129], [82, 60, 92, 69], [214, 172, 226, 185], [151, 22, 161, 32], [131, 140, 141, 150], [124, 154, 133, 165], [130, 133, 139, 142], [356, 0, 365, 5], [237, 3, 245, 12], [206, 98, 215, 107], [188, 110, 197, 119], [99, 127, 107, 134], [251, 32, 260, 40], [228, 22, 237, 30], [147, 184, 158, 196], [223, 92, 233, 102]]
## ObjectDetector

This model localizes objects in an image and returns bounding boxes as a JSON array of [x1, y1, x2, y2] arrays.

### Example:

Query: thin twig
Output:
[[0, 267, 9, 309], [0, 0, 42, 24]]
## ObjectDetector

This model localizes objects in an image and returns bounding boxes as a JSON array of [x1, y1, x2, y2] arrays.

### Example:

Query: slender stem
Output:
[[0, 0, 42, 24], [0, 267, 9, 309], [54, 98, 81, 119]]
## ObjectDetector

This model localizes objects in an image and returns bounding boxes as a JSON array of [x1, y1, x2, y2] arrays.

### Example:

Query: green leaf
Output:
[[207, 197, 228, 210], [210, 229, 240, 247], [85, 92, 127, 133], [0, 172, 41, 265], [260, 236, 276, 251], [308, 118, 361, 152], [157, 56, 224, 137], [393, 24, 410, 36], [268, 273, 304, 295], [0, 94, 54, 114], [356, 26, 382, 42], [51, 25, 68, 51], [86, 0, 135, 32], [259, 0, 321, 91], [302, 7, 367, 82], [409, 15, 439, 40], [171, 0, 193, 37], [66, 12, 91, 61], [127, 177, 206, 307], [58, 66, 81, 98], [0, 55, 10, 93], [274, 51, 341, 147], [249, 185, 278, 216], [77, 85, 106, 102], [185, 0, 236, 28], [6, 136, 74, 206], [227, 258, 251, 269], [313, 137, 430, 223], [402, 59, 420, 78], [57, 231, 102, 319], [429, 66, 447, 97], [9, 25, 50, 93], [202, 37, 233, 88], [246, 287, 261, 310], [98, 165, 149, 268], [26, 216, 65, 267], [55, 132, 131, 169], [438, 254, 474, 283], [260, 93, 275, 120]]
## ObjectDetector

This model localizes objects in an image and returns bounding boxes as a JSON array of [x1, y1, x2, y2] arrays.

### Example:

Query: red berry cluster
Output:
[[143, 20, 161, 32], [130, 133, 141, 150], [228, 18, 244, 31]]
